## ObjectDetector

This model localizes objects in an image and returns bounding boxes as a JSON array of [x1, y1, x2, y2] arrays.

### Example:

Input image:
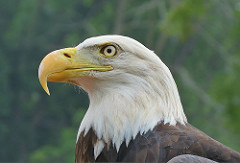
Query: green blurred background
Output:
[[1, 0, 240, 162]]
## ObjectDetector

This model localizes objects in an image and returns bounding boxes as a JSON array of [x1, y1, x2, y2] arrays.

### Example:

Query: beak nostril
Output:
[[63, 53, 71, 58]]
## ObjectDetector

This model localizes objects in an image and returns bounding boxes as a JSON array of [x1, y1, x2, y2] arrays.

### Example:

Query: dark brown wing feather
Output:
[[75, 123, 240, 162], [75, 128, 97, 163]]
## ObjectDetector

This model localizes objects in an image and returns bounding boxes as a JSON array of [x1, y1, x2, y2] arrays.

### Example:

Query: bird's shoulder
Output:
[[117, 123, 240, 162], [76, 123, 240, 162], [98, 123, 202, 162]]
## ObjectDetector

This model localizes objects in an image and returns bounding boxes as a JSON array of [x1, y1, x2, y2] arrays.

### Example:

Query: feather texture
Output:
[[71, 35, 240, 162], [76, 123, 240, 162]]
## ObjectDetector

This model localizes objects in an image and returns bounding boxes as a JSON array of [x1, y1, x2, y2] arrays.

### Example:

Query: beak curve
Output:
[[38, 48, 113, 95]]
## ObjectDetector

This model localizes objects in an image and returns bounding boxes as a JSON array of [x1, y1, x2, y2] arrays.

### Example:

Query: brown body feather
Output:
[[75, 123, 240, 163]]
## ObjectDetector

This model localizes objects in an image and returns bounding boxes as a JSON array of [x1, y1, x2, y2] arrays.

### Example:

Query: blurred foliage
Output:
[[161, 0, 207, 40], [0, 0, 240, 162], [29, 109, 86, 163]]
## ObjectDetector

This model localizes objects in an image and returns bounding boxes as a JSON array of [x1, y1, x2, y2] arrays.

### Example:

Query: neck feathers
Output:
[[77, 59, 187, 159]]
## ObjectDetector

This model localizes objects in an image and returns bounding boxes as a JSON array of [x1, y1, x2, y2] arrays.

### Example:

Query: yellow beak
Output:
[[38, 48, 113, 95]]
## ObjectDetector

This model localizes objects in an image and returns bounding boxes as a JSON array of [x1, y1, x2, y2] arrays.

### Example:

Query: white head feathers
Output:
[[75, 35, 187, 159]]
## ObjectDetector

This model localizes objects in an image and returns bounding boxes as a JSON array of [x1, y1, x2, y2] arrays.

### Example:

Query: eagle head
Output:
[[38, 35, 187, 158]]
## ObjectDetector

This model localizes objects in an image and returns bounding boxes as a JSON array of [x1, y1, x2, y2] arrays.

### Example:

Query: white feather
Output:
[[75, 35, 187, 159], [94, 140, 105, 159]]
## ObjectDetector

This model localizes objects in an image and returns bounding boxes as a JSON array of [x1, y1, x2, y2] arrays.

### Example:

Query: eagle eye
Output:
[[100, 45, 118, 58]]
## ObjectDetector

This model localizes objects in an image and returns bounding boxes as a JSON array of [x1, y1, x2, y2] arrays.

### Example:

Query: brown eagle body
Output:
[[76, 123, 240, 162]]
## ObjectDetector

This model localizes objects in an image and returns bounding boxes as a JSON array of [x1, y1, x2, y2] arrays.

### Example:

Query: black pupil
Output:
[[107, 48, 112, 54]]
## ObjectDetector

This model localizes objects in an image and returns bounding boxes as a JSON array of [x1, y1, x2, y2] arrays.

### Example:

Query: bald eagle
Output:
[[38, 35, 240, 162]]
